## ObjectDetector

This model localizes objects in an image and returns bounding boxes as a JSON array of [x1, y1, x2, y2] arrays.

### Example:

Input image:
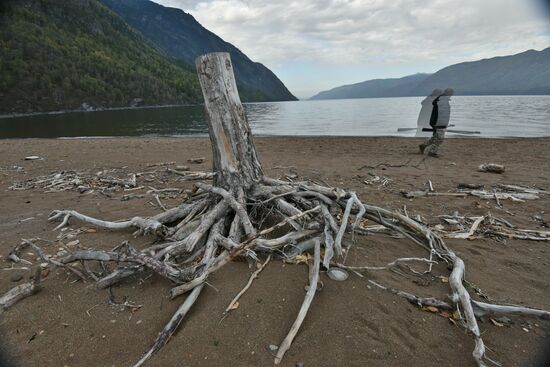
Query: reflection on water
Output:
[[0, 105, 207, 139], [1, 96, 549, 139]]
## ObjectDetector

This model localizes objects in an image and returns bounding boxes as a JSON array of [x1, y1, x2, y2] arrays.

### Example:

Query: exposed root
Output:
[[367, 279, 454, 311], [274, 239, 320, 364], [12, 176, 549, 366], [336, 257, 436, 272], [49, 210, 167, 236]]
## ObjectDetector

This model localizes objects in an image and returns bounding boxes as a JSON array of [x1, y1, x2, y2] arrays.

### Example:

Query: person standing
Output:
[[419, 88, 454, 157]]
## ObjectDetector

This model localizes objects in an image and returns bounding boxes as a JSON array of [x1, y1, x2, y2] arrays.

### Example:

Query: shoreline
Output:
[[1, 135, 549, 141], [0, 102, 200, 120]]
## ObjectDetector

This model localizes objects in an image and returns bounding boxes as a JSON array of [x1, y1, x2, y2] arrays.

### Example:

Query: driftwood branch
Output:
[[274, 239, 320, 364]]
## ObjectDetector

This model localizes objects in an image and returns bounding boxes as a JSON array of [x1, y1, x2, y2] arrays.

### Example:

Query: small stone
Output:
[[136, 320, 142, 325], [522, 327, 529, 332], [268, 344, 278, 352], [24, 156, 40, 161], [296, 363, 305, 367], [175, 165, 190, 171], [11, 273, 23, 282], [327, 267, 349, 281]]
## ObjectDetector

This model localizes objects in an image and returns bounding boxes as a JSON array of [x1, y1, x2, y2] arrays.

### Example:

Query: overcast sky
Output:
[[153, 0, 550, 99]]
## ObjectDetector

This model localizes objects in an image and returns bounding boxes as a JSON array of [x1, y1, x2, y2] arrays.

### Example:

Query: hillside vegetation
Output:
[[0, 0, 195, 113]]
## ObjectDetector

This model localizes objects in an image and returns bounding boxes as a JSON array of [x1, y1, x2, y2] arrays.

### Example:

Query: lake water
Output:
[[1, 96, 549, 139]]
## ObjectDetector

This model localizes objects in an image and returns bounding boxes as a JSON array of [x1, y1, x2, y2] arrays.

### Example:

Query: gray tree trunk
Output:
[[196, 53, 263, 192]]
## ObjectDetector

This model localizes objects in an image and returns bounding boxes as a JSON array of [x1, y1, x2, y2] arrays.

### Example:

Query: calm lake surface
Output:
[[1, 96, 549, 139]]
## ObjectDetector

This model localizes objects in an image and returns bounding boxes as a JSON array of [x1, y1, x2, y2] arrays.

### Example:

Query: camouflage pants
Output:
[[424, 130, 445, 154]]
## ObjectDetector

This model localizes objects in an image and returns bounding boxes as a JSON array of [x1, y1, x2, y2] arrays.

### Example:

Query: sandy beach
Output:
[[0, 137, 549, 367]]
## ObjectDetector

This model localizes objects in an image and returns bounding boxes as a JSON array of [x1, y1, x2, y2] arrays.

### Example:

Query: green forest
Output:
[[0, 0, 203, 114]]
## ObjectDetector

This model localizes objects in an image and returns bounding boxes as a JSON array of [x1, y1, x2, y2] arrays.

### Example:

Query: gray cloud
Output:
[[154, 0, 549, 97]]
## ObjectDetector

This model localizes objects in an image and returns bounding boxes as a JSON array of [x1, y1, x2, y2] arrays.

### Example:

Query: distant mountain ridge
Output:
[[311, 47, 550, 100], [311, 74, 431, 100], [101, 0, 297, 102]]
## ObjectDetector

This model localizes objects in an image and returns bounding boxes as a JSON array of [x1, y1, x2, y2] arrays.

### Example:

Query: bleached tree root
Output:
[[368, 279, 550, 321], [49, 210, 167, 236], [29, 176, 549, 367], [275, 239, 320, 364]]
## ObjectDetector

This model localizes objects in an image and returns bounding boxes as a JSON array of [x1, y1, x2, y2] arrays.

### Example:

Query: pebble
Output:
[[268, 344, 278, 352], [11, 273, 23, 282], [327, 267, 349, 281]]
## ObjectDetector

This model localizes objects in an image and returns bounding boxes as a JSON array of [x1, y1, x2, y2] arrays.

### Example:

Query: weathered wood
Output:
[[401, 190, 468, 198], [274, 239, 320, 364], [196, 53, 263, 191]]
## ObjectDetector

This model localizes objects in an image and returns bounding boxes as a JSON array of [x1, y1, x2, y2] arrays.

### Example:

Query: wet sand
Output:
[[0, 137, 549, 367]]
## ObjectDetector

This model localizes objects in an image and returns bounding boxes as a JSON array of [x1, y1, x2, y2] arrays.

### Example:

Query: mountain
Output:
[[414, 48, 550, 96], [311, 47, 550, 100], [0, 0, 296, 114], [101, 0, 297, 102], [310, 73, 431, 100], [0, 0, 202, 114]]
